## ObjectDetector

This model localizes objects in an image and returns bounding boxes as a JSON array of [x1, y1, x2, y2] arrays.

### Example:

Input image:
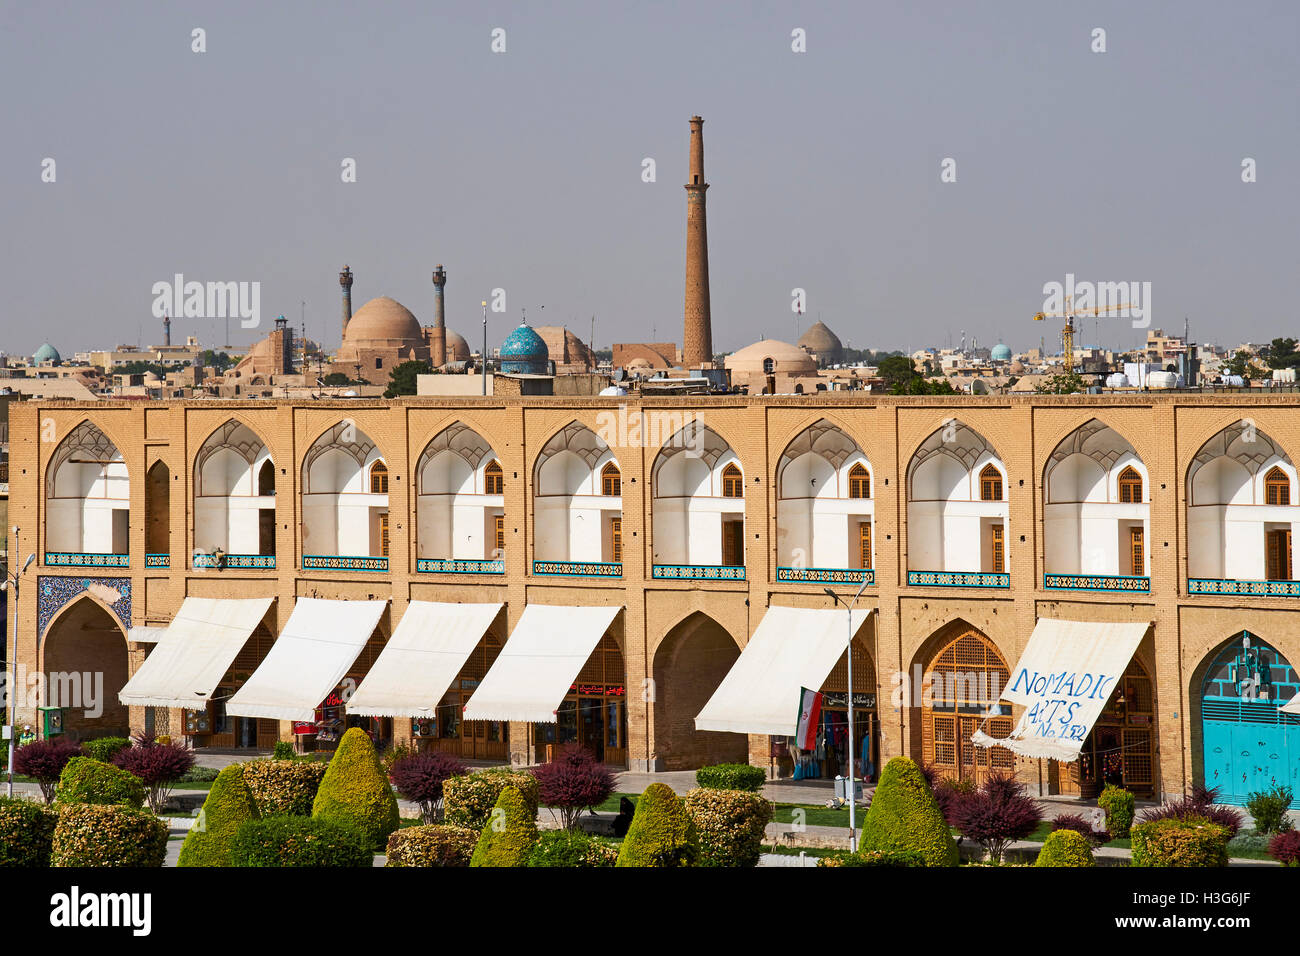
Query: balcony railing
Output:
[[417, 558, 505, 575], [777, 567, 874, 585], [45, 552, 129, 569], [652, 564, 746, 581], [302, 554, 388, 572], [1044, 572, 1150, 593], [194, 553, 276, 570], [908, 570, 1010, 589], [145, 553, 170, 569], [533, 560, 623, 578], [1188, 577, 1300, 598]]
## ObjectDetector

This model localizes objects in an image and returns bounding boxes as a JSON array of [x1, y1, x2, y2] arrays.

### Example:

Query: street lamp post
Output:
[[4, 528, 35, 798], [481, 300, 488, 396], [825, 576, 869, 852]]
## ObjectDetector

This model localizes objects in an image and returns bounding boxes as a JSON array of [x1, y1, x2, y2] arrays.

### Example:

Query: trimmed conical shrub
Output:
[[178, 764, 259, 867], [469, 785, 538, 867], [616, 783, 698, 867], [54, 757, 145, 809], [311, 727, 399, 850], [1034, 828, 1096, 867], [859, 756, 958, 867]]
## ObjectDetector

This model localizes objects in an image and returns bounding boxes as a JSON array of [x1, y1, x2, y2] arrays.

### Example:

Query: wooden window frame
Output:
[[722, 463, 743, 499], [849, 463, 870, 499], [601, 462, 621, 497], [1265, 467, 1290, 506], [1118, 466, 1143, 504], [370, 461, 389, 495], [484, 460, 503, 496], [979, 464, 1003, 502]]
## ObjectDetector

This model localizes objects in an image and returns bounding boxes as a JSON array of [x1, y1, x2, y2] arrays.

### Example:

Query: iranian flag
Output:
[[795, 687, 823, 750]]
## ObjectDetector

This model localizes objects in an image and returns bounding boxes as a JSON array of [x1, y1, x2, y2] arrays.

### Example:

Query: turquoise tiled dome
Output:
[[33, 342, 61, 365], [500, 323, 548, 375], [991, 343, 1012, 362]]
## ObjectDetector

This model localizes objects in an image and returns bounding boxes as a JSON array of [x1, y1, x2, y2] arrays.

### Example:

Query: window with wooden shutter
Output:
[[722, 463, 743, 498], [370, 461, 389, 494], [1118, 466, 1142, 503], [494, 515, 505, 556], [849, 463, 870, 499], [979, 464, 1002, 501], [859, 521, 872, 570], [991, 524, 1004, 573], [1265, 467, 1290, 506], [611, 517, 622, 563], [1129, 526, 1144, 576], [484, 460, 503, 495], [601, 462, 621, 497]]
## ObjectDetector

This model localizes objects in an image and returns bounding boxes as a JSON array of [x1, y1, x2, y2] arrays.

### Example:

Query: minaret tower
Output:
[[430, 264, 448, 367], [162, 314, 171, 347], [339, 265, 354, 340], [682, 115, 714, 369]]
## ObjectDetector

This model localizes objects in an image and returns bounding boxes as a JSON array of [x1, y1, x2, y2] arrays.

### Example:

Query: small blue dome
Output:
[[991, 343, 1012, 362], [33, 343, 61, 365], [500, 323, 548, 375]]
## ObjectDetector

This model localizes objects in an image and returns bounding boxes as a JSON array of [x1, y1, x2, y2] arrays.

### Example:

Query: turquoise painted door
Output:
[[1199, 634, 1300, 808]]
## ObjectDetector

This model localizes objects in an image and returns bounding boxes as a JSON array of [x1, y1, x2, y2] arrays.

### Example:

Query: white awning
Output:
[[461, 605, 620, 723], [346, 601, 504, 718], [225, 598, 387, 722], [1283, 693, 1300, 715], [972, 618, 1151, 762], [126, 626, 168, 644], [118, 598, 274, 709], [695, 605, 872, 736]]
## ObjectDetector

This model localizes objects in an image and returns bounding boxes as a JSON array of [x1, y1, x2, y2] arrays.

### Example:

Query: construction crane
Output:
[[1033, 298, 1133, 373]]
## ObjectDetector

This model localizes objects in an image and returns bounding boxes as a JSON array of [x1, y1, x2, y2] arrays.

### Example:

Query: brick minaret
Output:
[[339, 265, 354, 341], [430, 264, 448, 367], [162, 315, 171, 347], [682, 115, 713, 368]]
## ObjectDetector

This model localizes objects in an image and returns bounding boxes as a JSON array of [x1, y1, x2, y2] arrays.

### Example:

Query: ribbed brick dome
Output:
[[344, 296, 422, 345]]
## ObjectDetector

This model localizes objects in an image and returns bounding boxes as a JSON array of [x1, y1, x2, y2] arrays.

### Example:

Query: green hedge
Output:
[[54, 757, 145, 809], [0, 797, 58, 866], [228, 816, 370, 867], [310, 728, 399, 850], [1131, 817, 1230, 867], [1034, 829, 1096, 867], [817, 849, 926, 867], [178, 764, 259, 867], [617, 783, 698, 867], [242, 760, 327, 816], [51, 804, 168, 867], [81, 737, 131, 764], [525, 829, 618, 867], [470, 786, 538, 867], [683, 787, 772, 867], [444, 768, 541, 830], [385, 824, 479, 867], [694, 763, 766, 793], [859, 757, 958, 867], [1098, 784, 1135, 839]]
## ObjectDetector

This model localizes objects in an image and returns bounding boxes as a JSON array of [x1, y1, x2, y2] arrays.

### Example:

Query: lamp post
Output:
[[4, 528, 36, 798], [825, 576, 869, 852], [481, 300, 488, 396]]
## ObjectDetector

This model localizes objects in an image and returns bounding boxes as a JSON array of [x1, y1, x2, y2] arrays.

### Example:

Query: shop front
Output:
[[184, 626, 279, 750], [415, 633, 510, 762], [533, 634, 627, 765], [1050, 658, 1156, 798]]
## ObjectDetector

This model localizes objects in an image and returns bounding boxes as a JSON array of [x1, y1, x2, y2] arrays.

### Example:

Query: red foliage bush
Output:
[[1268, 830, 1300, 866], [920, 764, 973, 826], [532, 746, 615, 830], [389, 751, 469, 823], [1139, 783, 1244, 839], [14, 740, 82, 803], [950, 773, 1042, 863], [112, 740, 196, 811], [1051, 812, 1108, 846]]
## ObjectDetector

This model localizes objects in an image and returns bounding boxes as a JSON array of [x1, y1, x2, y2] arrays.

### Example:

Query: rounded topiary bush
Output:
[[51, 804, 168, 867], [469, 785, 538, 867], [1131, 817, 1230, 867], [178, 764, 260, 867], [228, 816, 370, 867], [859, 756, 958, 867], [525, 829, 618, 867], [242, 759, 327, 816], [54, 757, 146, 809], [1098, 784, 1135, 839], [385, 824, 479, 867], [1034, 829, 1096, 867], [310, 728, 399, 850], [444, 767, 541, 830], [0, 796, 58, 866], [616, 783, 698, 868], [694, 763, 766, 793], [683, 787, 773, 867], [81, 737, 131, 764]]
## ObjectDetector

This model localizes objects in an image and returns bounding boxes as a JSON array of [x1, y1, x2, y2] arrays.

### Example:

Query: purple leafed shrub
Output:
[[1139, 783, 1244, 839], [950, 773, 1043, 864], [14, 740, 83, 803], [389, 751, 469, 824], [532, 746, 615, 831], [919, 763, 973, 826], [1268, 830, 1300, 866], [1051, 813, 1109, 846], [112, 740, 196, 812]]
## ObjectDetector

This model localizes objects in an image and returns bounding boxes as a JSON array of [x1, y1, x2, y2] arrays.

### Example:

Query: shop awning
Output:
[[461, 605, 621, 723], [694, 605, 872, 736], [972, 618, 1151, 762], [345, 601, 504, 718], [118, 597, 274, 709], [225, 598, 387, 722]]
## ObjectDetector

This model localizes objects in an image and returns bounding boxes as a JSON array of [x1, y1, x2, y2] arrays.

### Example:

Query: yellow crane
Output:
[[1033, 299, 1134, 373]]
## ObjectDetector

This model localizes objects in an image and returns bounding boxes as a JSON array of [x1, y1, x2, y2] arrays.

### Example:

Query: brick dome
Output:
[[344, 296, 423, 346]]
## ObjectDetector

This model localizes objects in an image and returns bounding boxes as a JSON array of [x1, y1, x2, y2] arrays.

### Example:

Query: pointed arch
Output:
[[532, 421, 621, 565], [651, 422, 745, 569], [415, 422, 504, 563], [652, 611, 747, 769], [906, 422, 1007, 576], [45, 420, 130, 556], [301, 420, 387, 561]]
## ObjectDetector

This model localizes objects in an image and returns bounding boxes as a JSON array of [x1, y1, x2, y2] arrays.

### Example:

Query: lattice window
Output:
[[610, 517, 622, 563], [859, 522, 872, 570], [370, 460, 389, 494], [601, 462, 621, 497], [484, 460, 503, 495], [722, 463, 743, 498], [849, 463, 870, 499], [1266, 466, 1291, 506], [1118, 465, 1143, 503], [979, 463, 1003, 501]]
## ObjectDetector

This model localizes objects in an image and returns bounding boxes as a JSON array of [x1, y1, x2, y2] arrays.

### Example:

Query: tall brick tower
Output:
[[162, 314, 171, 347], [430, 264, 448, 367], [682, 115, 714, 368], [339, 265, 354, 340]]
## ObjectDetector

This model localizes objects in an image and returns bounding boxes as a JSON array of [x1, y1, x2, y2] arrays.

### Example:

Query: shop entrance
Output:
[[817, 637, 878, 782], [919, 628, 1014, 786], [534, 632, 628, 766], [185, 625, 279, 749], [1051, 658, 1156, 798]]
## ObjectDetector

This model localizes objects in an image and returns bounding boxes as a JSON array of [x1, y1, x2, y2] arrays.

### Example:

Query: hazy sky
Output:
[[3, 0, 1297, 360]]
